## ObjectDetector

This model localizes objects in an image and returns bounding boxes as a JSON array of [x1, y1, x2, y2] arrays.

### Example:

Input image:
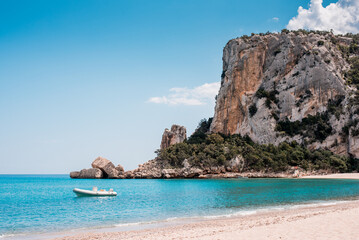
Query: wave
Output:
[[193, 198, 359, 220], [114, 221, 157, 227], [113, 217, 195, 228], [0, 234, 25, 239]]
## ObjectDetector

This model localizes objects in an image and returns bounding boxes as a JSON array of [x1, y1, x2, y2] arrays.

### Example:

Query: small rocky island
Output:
[[71, 30, 359, 179]]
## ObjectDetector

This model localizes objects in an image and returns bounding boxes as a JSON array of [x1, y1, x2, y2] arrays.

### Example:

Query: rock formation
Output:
[[70, 31, 359, 179], [227, 155, 245, 172], [115, 164, 125, 176], [70, 168, 103, 179], [122, 156, 311, 179], [69, 171, 80, 178], [91, 156, 119, 178], [122, 32, 358, 179], [70, 148, 315, 179], [125, 159, 163, 179], [160, 125, 187, 149], [210, 31, 359, 158], [70, 156, 120, 179]]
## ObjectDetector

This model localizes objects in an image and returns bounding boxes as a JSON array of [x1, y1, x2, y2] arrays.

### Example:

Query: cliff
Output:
[[70, 31, 359, 179], [210, 31, 359, 158]]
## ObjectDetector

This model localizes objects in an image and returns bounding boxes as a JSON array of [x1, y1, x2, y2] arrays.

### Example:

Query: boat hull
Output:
[[73, 188, 117, 197]]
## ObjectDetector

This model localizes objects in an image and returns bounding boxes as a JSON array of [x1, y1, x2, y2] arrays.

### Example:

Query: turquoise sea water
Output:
[[1, 175, 359, 238]]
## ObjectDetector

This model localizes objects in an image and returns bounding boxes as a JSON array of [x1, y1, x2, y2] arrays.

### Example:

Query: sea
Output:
[[1, 175, 359, 239]]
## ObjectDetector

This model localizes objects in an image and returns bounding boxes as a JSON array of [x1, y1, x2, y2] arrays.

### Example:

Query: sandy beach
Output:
[[56, 199, 359, 240], [302, 173, 359, 179]]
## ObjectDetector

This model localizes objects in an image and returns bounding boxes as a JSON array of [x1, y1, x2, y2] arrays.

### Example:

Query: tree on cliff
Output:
[[158, 133, 353, 173]]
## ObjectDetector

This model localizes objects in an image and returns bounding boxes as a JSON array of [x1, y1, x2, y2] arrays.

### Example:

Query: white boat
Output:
[[73, 187, 117, 197]]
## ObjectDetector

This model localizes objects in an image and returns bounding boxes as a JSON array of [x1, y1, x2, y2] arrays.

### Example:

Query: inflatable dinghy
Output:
[[73, 187, 117, 197]]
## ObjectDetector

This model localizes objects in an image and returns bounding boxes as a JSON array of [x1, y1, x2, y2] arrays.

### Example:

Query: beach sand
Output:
[[302, 173, 359, 179], [55, 199, 359, 240]]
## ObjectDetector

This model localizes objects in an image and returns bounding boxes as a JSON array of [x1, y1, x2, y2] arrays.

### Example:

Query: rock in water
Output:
[[70, 171, 80, 178], [91, 156, 119, 178], [160, 125, 187, 150], [115, 164, 125, 178], [115, 164, 124, 173], [78, 168, 103, 179]]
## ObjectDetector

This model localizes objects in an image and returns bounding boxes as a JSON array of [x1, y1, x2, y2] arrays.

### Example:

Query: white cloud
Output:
[[148, 82, 220, 106], [287, 0, 359, 34], [272, 17, 279, 22]]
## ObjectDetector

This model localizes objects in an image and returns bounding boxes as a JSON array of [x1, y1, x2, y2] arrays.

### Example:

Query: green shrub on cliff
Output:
[[187, 118, 213, 144], [317, 40, 324, 46], [275, 113, 333, 142], [276, 94, 348, 142], [255, 85, 279, 109], [157, 130, 354, 173], [346, 57, 359, 88], [249, 104, 257, 117]]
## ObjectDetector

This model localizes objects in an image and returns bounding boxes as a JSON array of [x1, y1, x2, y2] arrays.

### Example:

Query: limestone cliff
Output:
[[70, 31, 359, 180], [210, 31, 359, 158]]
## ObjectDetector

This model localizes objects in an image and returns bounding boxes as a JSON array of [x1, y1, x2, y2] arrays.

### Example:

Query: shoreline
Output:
[[301, 173, 359, 179], [53, 198, 359, 240], [69, 170, 359, 180]]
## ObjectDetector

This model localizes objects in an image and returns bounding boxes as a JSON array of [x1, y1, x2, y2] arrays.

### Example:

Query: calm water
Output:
[[1, 175, 359, 238]]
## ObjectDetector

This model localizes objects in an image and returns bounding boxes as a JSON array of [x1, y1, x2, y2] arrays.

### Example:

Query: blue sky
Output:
[[0, 0, 346, 173]]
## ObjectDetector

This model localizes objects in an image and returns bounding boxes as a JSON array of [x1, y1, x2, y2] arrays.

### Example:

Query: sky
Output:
[[1, 0, 357, 174]]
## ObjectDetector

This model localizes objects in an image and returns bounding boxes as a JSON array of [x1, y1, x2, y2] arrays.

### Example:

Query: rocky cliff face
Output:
[[160, 125, 187, 149], [210, 32, 359, 158], [70, 32, 359, 180]]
